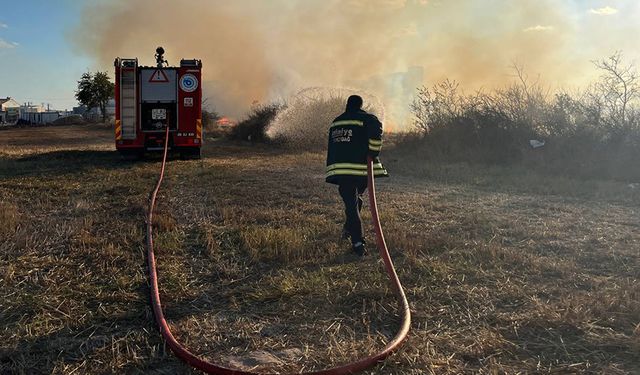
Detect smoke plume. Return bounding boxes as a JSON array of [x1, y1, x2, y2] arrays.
[[72, 0, 640, 129]]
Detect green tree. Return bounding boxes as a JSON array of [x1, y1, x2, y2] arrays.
[[75, 71, 115, 122]]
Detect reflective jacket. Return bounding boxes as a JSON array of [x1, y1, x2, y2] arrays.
[[325, 109, 389, 185]]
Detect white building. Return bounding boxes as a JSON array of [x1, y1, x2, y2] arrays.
[[73, 99, 115, 122], [19, 103, 72, 124], [20, 103, 45, 114], [20, 111, 71, 124], [0, 97, 21, 124]]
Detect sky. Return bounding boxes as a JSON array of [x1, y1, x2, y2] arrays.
[[1, 0, 640, 124], [0, 0, 92, 110]]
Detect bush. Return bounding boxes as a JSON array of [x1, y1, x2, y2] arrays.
[[409, 80, 537, 164], [406, 55, 640, 182], [201, 108, 230, 138], [229, 103, 283, 142], [202, 108, 221, 129]]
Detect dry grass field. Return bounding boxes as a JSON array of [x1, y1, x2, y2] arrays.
[[1, 124, 639, 374]]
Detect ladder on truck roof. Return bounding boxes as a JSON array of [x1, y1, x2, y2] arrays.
[[120, 59, 137, 140]]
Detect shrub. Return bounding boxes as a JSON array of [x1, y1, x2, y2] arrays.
[[409, 81, 536, 164], [202, 108, 221, 129], [406, 55, 640, 181], [229, 103, 283, 142]]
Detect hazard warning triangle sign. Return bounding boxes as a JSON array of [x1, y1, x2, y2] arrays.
[[149, 69, 169, 83]]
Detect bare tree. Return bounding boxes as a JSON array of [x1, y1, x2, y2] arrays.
[[411, 79, 463, 133], [501, 62, 551, 133], [592, 51, 639, 127]]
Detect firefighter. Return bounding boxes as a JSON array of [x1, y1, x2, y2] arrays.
[[325, 95, 388, 256]]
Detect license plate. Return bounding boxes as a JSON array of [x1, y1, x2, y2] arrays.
[[152, 109, 166, 120]]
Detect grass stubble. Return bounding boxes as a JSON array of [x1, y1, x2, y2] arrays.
[[0, 125, 638, 374]]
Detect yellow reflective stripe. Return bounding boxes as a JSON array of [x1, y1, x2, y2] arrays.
[[326, 169, 368, 177], [331, 120, 364, 128], [368, 139, 383, 146], [327, 163, 366, 170], [369, 145, 382, 151], [325, 168, 388, 177], [326, 163, 384, 171]]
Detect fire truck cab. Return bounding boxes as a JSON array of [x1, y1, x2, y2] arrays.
[[114, 47, 203, 159]]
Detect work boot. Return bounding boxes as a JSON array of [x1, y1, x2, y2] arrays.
[[352, 241, 367, 257]]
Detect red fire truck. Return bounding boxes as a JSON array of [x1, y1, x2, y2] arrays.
[[114, 47, 202, 159]]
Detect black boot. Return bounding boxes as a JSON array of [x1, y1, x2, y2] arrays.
[[352, 241, 367, 257]]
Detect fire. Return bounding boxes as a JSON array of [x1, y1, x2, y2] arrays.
[[385, 121, 396, 134], [216, 117, 235, 127]]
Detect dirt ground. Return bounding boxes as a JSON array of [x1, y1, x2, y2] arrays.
[[1, 125, 638, 374]]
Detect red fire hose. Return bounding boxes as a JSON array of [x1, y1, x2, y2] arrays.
[[145, 127, 411, 374]]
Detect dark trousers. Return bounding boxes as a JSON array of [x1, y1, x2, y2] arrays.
[[339, 181, 367, 244]]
